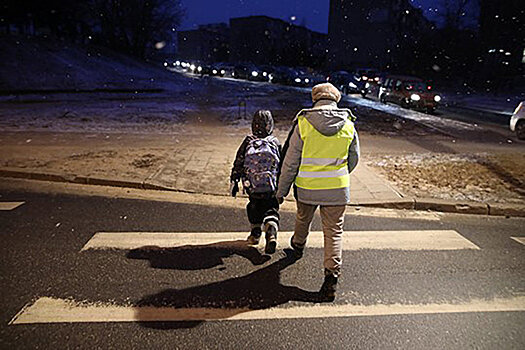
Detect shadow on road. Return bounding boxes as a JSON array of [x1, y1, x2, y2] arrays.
[[133, 249, 321, 329], [126, 239, 271, 270]]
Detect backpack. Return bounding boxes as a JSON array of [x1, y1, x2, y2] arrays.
[[243, 136, 280, 194]]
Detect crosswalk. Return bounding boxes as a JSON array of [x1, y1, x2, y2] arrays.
[[3, 197, 525, 326], [0, 201, 25, 211], [9, 226, 525, 326], [81, 230, 480, 251]]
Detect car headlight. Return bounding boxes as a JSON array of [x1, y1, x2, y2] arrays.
[[212, 69, 217, 74], [163, 62, 168, 67], [263, 72, 268, 77], [197, 66, 202, 72], [232, 72, 235, 77], [221, 70, 225, 75], [434, 95, 441, 102], [252, 71, 259, 77], [349, 82, 357, 88], [365, 82, 370, 88], [295, 78, 301, 83], [410, 94, 421, 101], [305, 78, 310, 83], [190, 64, 196, 70]]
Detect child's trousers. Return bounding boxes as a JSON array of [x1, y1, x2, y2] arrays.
[[247, 194, 280, 234]]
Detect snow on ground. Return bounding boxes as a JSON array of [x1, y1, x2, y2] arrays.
[[442, 91, 524, 116], [344, 95, 480, 132], [367, 152, 525, 204]]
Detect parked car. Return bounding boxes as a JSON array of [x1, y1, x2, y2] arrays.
[[327, 71, 369, 97], [510, 101, 525, 139], [379, 75, 441, 113]]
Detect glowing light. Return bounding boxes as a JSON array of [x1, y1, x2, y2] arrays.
[[434, 95, 441, 102], [252, 71, 259, 77], [295, 78, 301, 83], [410, 94, 421, 101]]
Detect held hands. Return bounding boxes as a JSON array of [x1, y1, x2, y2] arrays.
[[230, 180, 239, 197]]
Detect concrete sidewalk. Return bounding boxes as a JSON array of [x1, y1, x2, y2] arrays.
[[1, 130, 524, 217]]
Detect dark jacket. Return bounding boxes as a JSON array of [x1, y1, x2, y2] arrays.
[[231, 111, 282, 183]]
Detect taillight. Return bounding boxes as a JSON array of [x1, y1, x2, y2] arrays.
[[427, 86, 432, 90]]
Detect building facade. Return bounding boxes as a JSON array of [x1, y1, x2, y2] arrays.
[[327, 0, 432, 70], [177, 23, 229, 62], [480, 0, 525, 74], [229, 16, 327, 67]]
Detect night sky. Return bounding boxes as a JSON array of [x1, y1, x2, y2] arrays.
[[179, 0, 473, 33]]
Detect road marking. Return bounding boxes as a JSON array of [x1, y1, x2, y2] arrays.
[[510, 237, 525, 246], [81, 230, 479, 251], [10, 296, 525, 325], [0, 202, 25, 211]]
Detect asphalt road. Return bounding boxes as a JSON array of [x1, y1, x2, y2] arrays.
[[0, 187, 524, 349]]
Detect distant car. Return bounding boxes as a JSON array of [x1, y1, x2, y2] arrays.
[[379, 75, 441, 114], [510, 101, 525, 139], [327, 71, 369, 97], [270, 67, 299, 85]]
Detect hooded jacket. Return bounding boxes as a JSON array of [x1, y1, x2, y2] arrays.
[[276, 100, 359, 205], [230, 111, 281, 184]]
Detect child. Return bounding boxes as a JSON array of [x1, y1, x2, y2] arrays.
[[230, 110, 281, 254]]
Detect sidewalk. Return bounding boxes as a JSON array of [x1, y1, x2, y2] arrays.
[[1, 128, 524, 217]]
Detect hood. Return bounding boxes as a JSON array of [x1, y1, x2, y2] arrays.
[[252, 110, 274, 137], [304, 109, 349, 136]]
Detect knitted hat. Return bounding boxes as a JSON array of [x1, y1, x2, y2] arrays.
[[311, 83, 341, 103]]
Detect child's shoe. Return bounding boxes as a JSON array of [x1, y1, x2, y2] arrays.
[[264, 225, 277, 254]]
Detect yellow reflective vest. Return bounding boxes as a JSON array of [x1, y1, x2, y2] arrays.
[[295, 113, 355, 190]]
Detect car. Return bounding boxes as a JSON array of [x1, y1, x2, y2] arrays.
[[231, 63, 263, 81], [510, 101, 525, 139], [327, 71, 369, 97], [270, 66, 299, 85], [379, 75, 441, 113]]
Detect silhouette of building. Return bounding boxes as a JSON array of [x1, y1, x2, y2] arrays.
[[177, 23, 229, 62], [327, 0, 432, 70], [229, 16, 327, 67], [480, 0, 525, 74]]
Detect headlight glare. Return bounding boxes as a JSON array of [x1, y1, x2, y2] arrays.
[[410, 94, 421, 101]]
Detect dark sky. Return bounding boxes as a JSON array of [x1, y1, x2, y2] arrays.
[[179, 0, 463, 33]]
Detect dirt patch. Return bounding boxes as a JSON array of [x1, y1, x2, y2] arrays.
[[368, 153, 525, 204], [131, 154, 162, 169]]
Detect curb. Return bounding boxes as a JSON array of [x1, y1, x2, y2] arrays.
[[1, 168, 525, 218]]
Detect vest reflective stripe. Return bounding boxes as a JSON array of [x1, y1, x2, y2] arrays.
[[295, 115, 355, 190], [301, 157, 348, 166], [298, 168, 349, 178]]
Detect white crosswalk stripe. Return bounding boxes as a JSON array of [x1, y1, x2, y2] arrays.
[[510, 237, 525, 246], [81, 230, 480, 251], [10, 296, 525, 325], [0, 201, 25, 211]]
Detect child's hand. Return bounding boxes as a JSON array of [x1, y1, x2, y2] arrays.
[[230, 181, 239, 197]]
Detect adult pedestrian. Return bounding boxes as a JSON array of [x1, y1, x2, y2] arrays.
[[276, 82, 359, 301]]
